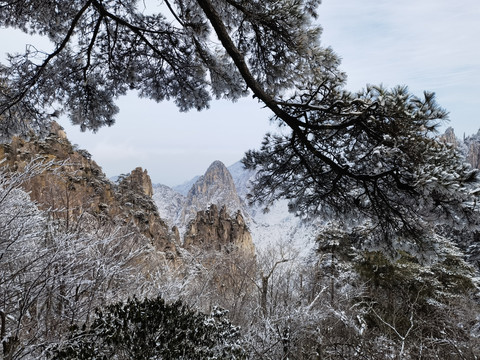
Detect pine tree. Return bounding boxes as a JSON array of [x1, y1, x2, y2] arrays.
[[244, 85, 480, 247], [1, 0, 478, 246], [50, 296, 246, 359]]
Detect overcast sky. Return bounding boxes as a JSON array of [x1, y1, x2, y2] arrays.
[[2, 0, 479, 186]]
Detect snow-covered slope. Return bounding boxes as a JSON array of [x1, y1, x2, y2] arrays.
[[173, 175, 200, 196], [227, 161, 255, 199], [152, 183, 185, 227]]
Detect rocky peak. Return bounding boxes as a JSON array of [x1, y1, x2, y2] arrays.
[[120, 167, 153, 198], [439, 127, 458, 147], [183, 204, 254, 254], [439, 127, 480, 170], [464, 130, 480, 169], [180, 160, 246, 225], [187, 160, 236, 199]]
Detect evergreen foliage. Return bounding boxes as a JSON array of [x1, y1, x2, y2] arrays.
[[0, 1, 478, 245], [0, 160, 158, 359], [0, 0, 326, 135], [244, 85, 480, 247], [313, 223, 480, 359], [50, 296, 245, 360], [1, 2, 480, 358]]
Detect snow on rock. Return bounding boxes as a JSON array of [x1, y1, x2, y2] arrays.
[[152, 183, 186, 227]]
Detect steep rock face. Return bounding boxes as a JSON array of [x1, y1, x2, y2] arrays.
[[0, 122, 177, 258], [181, 161, 245, 223], [439, 127, 458, 147], [152, 160, 254, 254], [0, 124, 115, 218], [466, 135, 480, 169], [122, 167, 154, 197], [184, 204, 254, 254], [117, 168, 178, 256]]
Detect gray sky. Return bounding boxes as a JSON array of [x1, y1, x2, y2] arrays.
[[2, 0, 480, 186]]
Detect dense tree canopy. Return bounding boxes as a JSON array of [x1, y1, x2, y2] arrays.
[[0, 0, 478, 241], [244, 85, 479, 247], [50, 297, 245, 359], [0, 0, 325, 133]]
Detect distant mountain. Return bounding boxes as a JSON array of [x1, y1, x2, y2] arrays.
[[153, 160, 319, 253], [153, 124, 480, 253], [153, 160, 247, 233], [181, 160, 247, 224], [153, 160, 255, 251]]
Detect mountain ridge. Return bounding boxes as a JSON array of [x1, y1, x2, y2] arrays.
[[152, 126, 480, 253]]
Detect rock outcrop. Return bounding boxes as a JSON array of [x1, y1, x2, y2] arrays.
[[122, 167, 154, 197], [0, 122, 178, 259], [466, 136, 480, 169], [184, 204, 254, 254], [152, 160, 256, 254], [117, 168, 178, 256], [439, 127, 458, 148]]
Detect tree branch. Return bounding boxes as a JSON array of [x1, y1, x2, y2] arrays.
[[1, 1, 92, 116]]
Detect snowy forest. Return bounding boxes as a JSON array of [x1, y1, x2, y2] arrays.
[[1, 0, 480, 359]]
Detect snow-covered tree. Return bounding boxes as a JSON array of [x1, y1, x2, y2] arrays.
[[1, 1, 477, 244], [244, 85, 480, 248], [0, 0, 327, 135], [313, 223, 480, 359], [239, 223, 480, 359], [50, 296, 246, 360], [0, 161, 155, 359]]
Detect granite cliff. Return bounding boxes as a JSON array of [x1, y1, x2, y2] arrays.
[[184, 204, 254, 254], [0, 122, 255, 259], [152, 160, 255, 254], [0, 122, 177, 259], [180, 160, 247, 226], [465, 134, 480, 169]]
